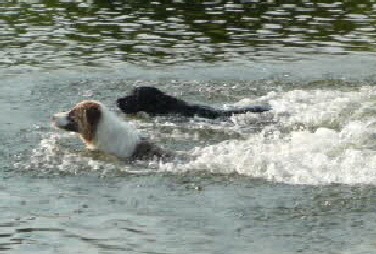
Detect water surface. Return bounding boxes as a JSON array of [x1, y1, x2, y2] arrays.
[[2, 1, 376, 253]]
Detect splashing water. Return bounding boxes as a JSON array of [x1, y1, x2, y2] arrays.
[[18, 86, 376, 185], [15, 132, 127, 176], [162, 87, 376, 185]]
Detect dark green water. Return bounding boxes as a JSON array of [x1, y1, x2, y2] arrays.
[[2, 1, 376, 253], [2, 0, 376, 71]]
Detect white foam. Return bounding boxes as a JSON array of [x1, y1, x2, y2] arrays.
[[163, 124, 376, 185], [161, 87, 376, 185]]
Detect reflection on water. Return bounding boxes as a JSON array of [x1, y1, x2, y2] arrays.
[[1, 0, 376, 68]]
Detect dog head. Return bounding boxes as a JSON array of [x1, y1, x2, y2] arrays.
[[116, 86, 182, 115], [53, 100, 102, 144]]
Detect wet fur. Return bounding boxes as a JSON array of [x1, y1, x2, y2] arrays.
[[73, 101, 101, 144], [53, 100, 171, 160], [116, 86, 271, 119]]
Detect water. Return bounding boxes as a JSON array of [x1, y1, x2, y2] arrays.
[[3, 0, 376, 253], [2, 0, 376, 71]]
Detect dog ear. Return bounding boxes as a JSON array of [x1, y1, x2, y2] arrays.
[[76, 105, 101, 143], [85, 106, 101, 126]]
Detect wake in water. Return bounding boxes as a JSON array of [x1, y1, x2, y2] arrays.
[[163, 87, 376, 185], [17, 86, 376, 185]]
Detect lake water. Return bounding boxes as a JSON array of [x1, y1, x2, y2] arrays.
[[2, 0, 376, 253]]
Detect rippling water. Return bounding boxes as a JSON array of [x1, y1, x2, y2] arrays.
[[3, 0, 376, 253], [2, 0, 376, 71]]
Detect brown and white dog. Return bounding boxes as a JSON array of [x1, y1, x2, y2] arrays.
[[52, 100, 171, 160]]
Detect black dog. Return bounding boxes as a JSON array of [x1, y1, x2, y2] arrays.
[[116, 87, 271, 120]]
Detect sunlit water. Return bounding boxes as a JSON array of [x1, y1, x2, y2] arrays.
[[3, 0, 376, 253]]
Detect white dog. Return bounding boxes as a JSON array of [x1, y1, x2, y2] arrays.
[[53, 100, 171, 160]]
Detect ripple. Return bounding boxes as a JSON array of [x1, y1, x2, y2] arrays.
[[1, 0, 376, 68]]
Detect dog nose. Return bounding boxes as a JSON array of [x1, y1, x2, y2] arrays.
[[52, 113, 63, 123], [52, 113, 60, 121]]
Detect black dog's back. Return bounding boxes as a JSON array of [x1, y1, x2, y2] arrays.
[[117, 86, 271, 119]]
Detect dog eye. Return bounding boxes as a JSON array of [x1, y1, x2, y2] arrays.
[[68, 110, 76, 119]]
